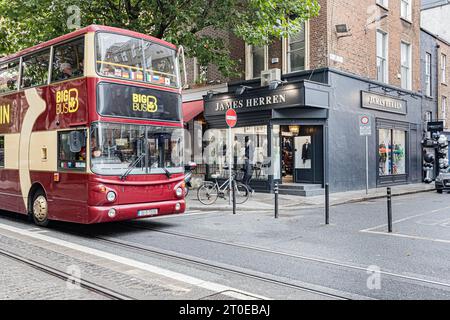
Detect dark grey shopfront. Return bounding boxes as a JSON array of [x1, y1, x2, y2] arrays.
[[202, 68, 424, 194]]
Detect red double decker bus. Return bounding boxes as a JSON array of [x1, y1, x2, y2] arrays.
[[0, 25, 186, 226]]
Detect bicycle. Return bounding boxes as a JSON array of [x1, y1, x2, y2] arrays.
[[197, 172, 251, 205]]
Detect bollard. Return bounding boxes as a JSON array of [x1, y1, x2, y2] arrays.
[[274, 182, 279, 219], [387, 187, 392, 233], [325, 183, 330, 225], [232, 180, 236, 215]]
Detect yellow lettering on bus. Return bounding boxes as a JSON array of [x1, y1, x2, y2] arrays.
[[0, 104, 11, 125], [131, 94, 158, 113], [55, 88, 79, 115]]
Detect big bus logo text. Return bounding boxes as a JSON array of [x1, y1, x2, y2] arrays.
[[132, 93, 158, 113], [56, 89, 79, 115], [0, 104, 10, 125]]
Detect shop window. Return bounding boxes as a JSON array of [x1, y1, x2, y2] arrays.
[[205, 126, 269, 181], [0, 60, 20, 94], [51, 38, 84, 82], [0, 136, 4, 167], [21, 49, 51, 88], [379, 129, 406, 176], [58, 130, 87, 171]]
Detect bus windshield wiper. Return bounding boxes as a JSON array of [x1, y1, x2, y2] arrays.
[[120, 153, 145, 181], [162, 167, 172, 179]]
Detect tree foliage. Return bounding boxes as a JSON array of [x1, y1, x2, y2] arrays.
[[0, 0, 320, 77]]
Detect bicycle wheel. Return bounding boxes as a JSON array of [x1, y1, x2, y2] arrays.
[[197, 183, 219, 205], [228, 182, 250, 204]]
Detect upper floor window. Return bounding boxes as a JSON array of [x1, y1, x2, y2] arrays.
[[51, 38, 85, 83], [0, 60, 20, 94], [376, 30, 388, 83], [442, 54, 447, 84], [376, 0, 388, 8], [287, 27, 306, 73], [400, 0, 412, 21], [245, 44, 268, 79], [21, 49, 51, 89], [401, 42, 412, 90], [425, 52, 432, 97]]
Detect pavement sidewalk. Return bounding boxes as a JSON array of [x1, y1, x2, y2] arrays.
[[186, 182, 437, 212]]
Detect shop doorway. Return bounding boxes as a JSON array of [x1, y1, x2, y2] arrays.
[[280, 125, 323, 184]]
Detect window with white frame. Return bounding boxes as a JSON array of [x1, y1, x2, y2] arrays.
[[425, 111, 432, 123], [400, 0, 412, 21], [287, 26, 306, 73], [376, 30, 388, 83], [442, 54, 447, 84], [401, 42, 412, 90], [245, 44, 268, 79], [425, 52, 432, 97], [443, 96, 448, 127], [376, 0, 388, 8]]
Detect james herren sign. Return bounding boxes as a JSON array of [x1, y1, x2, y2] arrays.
[[204, 87, 301, 117], [361, 91, 407, 115], [214, 93, 287, 112]]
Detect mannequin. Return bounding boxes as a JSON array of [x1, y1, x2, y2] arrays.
[[301, 138, 311, 164]]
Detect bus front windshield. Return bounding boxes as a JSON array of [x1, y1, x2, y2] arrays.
[[90, 122, 184, 176]]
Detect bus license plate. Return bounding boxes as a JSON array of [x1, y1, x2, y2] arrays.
[[137, 209, 158, 217]]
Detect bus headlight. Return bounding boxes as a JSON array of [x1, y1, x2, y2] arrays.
[[106, 191, 117, 202], [175, 202, 181, 211], [108, 208, 117, 218], [176, 187, 183, 198]]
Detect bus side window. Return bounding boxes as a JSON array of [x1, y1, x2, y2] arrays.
[[21, 49, 51, 89], [0, 60, 19, 94], [58, 130, 87, 171], [51, 38, 85, 83], [0, 136, 4, 168]]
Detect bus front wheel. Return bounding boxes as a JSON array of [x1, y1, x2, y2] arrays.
[[32, 190, 49, 227]]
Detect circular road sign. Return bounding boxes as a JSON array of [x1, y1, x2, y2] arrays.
[[226, 109, 237, 128], [360, 116, 370, 125]]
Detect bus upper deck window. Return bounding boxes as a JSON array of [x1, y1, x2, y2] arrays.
[[0, 61, 20, 94], [21, 50, 50, 89], [51, 38, 85, 83]]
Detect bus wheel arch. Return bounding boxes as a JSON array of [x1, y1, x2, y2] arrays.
[[28, 184, 50, 227]]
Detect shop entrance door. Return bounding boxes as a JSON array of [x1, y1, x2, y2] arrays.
[[280, 125, 323, 185]]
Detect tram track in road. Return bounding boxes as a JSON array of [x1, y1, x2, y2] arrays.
[[117, 222, 450, 296], [0, 247, 135, 300], [83, 232, 352, 300]]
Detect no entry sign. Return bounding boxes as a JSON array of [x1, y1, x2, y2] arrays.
[[226, 109, 237, 128]]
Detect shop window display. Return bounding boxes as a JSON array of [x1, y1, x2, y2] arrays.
[[378, 129, 406, 176], [205, 126, 269, 181]]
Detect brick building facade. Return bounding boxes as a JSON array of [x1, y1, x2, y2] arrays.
[[182, 0, 450, 194]]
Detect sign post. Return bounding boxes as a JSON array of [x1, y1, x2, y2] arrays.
[[226, 109, 237, 206], [359, 115, 371, 195]]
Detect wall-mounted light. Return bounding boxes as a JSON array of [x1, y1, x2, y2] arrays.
[[236, 85, 253, 95], [269, 80, 287, 90]]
